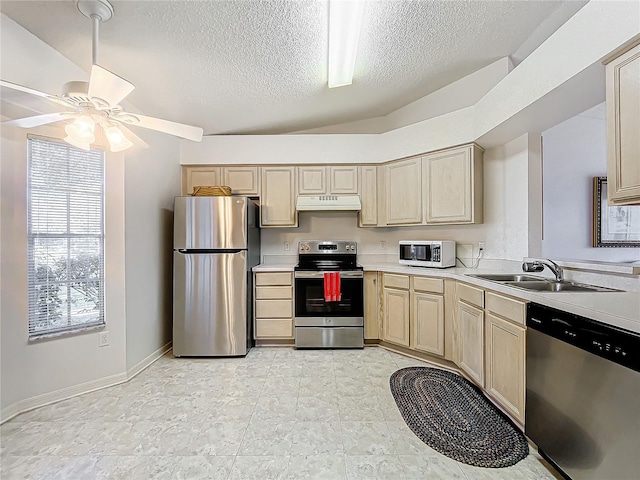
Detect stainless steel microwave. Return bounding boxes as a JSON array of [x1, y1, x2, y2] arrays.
[[399, 240, 456, 268]]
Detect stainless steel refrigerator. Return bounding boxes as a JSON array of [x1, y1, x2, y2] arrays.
[[173, 196, 260, 356]]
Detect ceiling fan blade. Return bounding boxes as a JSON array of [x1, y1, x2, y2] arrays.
[[117, 124, 149, 150], [88, 65, 135, 107], [1, 79, 73, 108], [128, 114, 204, 142], [2, 113, 68, 128]]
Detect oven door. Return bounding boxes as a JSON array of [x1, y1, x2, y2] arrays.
[[294, 271, 364, 320]]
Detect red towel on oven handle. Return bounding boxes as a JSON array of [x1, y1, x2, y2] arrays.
[[324, 272, 331, 302], [336, 272, 341, 302]]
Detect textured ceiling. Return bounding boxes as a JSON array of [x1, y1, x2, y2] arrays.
[[1, 0, 586, 135]]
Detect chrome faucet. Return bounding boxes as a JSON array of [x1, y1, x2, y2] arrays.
[[522, 259, 564, 282]]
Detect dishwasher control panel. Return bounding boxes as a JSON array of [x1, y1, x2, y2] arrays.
[[527, 303, 639, 372]]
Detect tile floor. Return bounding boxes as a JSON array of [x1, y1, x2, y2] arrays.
[[1, 347, 562, 479]]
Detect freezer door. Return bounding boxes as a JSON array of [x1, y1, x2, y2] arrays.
[[173, 251, 248, 356], [174, 196, 248, 250]]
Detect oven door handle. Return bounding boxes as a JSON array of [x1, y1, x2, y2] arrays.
[[294, 271, 364, 279]]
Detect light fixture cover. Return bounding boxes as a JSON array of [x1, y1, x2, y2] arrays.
[[328, 0, 365, 88], [104, 124, 134, 152]]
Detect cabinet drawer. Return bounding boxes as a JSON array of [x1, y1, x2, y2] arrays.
[[458, 282, 484, 308], [255, 299, 292, 318], [383, 273, 410, 290], [412, 276, 444, 294], [486, 292, 526, 326], [255, 272, 292, 286], [255, 319, 293, 338], [255, 286, 292, 300]]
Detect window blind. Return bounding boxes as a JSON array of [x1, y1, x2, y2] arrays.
[[27, 137, 105, 340]]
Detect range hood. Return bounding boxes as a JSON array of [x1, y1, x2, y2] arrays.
[[296, 195, 362, 211]]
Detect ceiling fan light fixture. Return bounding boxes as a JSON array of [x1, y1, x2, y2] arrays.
[[64, 115, 96, 145], [328, 0, 366, 88], [104, 124, 133, 152], [64, 135, 92, 151]]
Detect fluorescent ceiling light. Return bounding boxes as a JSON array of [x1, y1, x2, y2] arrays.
[[328, 0, 365, 88]]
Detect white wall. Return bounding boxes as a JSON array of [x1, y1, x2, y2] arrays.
[[0, 13, 179, 419], [124, 132, 180, 371], [542, 103, 639, 262], [1, 125, 127, 419], [262, 134, 540, 263]]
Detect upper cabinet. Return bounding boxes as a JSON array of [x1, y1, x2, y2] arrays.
[[359, 166, 378, 227], [223, 167, 260, 196], [298, 167, 327, 195], [605, 42, 640, 205], [181, 142, 483, 228], [329, 166, 359, 194], [182, 166, 259, 196], [297, 166, 359, 195], [260, 167, 298, 227], [182, 166, 221, 195], [383, 158, 423, 225], [423, 144, 483, 224]]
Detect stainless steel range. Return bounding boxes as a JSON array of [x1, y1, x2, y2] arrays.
[[294, 241, 364, 348]]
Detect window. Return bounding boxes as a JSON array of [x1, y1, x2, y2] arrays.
[[27, 137, 105, 340]]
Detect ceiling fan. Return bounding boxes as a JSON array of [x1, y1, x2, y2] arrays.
[[1, 0, 203, 152]]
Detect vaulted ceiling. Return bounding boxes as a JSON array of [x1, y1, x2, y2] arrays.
[[1, 0, 587, 135]]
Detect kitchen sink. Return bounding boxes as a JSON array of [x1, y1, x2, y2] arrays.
[[466, 275, 621, 293], [469, 274, 544, 282], [508, 281, 618, 292]]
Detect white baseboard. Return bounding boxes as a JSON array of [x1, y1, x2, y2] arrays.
[[1, 341, 172, 424], [126, 341, 172, 379]]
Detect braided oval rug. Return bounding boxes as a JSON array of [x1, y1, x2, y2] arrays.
[[389, 366, 529, 468]]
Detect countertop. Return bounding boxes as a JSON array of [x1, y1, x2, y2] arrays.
[[253, 262, 640, 334]]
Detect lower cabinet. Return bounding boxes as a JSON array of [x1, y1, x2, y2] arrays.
[[381, 273, 445, 355], [412, 292, 444, 356], [254, 272, 293, 339], [364, 272, 379, 340], [485, 313, 526, 424], [458, 301, 485, 386], [383, 286, 410, 347]]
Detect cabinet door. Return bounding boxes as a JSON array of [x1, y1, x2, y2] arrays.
[[359, 166, 378, 226], [260, 167, 298, 227], [606, 42, 640, 205], [329, 166, 359, 194], [364, 272, 379, 340], [385, 158, 422, 225], [423, 145, 483, 224], [383, 287, 410, 347], [182, 166, 222, 195], [485, 313, 526, 424], [411, 291, 444, 356], [222, 167, 260, 195], [298, 167, 327, 195], [458, 301, 485, 386]]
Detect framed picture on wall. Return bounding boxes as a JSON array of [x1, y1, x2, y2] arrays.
[[593, 176, 640, 247]]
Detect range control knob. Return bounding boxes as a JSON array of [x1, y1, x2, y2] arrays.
[[345, 245, 351, 251]]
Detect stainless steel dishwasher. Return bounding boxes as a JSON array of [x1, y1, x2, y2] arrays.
[[526, 303, 640, 480]]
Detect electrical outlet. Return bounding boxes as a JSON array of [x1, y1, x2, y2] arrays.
[[284, 241, 290, 251], [380, 241, 386, 250], [98, 331, 109, 347], [478, 241, 485, 253]]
